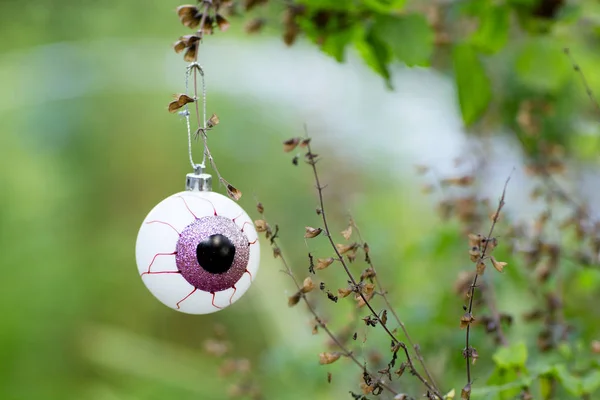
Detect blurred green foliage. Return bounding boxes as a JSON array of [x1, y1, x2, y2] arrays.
[[1, 0, 600, 400]]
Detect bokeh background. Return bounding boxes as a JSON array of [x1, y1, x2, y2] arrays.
[[2, 1, 600, 399]]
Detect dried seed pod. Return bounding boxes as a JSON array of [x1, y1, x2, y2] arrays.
[[341, 226, 353, 240], [288, 291, 302, 307], [168, 94, 195, 113], [476, 261, 486, 275], [491, 257, 507, 273], [301, 277, 315, 293], [283, 137, 300, 152], [460, 312, 474, 329], [256, 202, 264, 214], [206, 113, 220, 128], [316, 257, 334, 270], [338, 287, 352, 298], [304, 226, 322, 238], [336, 243, 357, 254], [225, 183, 242, 200], [245, 18, 266, 34], [254, 219, 268, 233], [177, 5, 201, 29], [318, 352, 341, 365], [216, 14, 230, 31]]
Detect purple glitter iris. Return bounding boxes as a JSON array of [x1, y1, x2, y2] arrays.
[[176, 215, 250, 292]]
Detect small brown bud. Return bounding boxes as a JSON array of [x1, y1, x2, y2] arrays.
[[318, 352, 341, 365], [381, 310, 388, 325], [304, 226, 323, 238], [327, 372, 332, 383], [256, 202, 264, 214]]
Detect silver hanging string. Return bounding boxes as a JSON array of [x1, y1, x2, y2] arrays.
[[183, 62, 208, 170]]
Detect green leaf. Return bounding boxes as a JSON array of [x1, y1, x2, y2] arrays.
[[320, 28, 356, 62], [515, 38, 571, 92], [372, 13, 434, 66], [452, 43, 492, 126], [582, 370, 600, 395], [356, 28, 393, 89], [470, 4, 510, 54], [362, 0, 406, 13], [492, 342, 528, 369], [553, 364, 582, 395]]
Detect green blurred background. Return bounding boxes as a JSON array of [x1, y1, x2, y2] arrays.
[[1, 1, 600, 399]]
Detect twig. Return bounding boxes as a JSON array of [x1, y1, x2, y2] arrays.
[[564, 47, 600, 116], [465, 174, 511, 386], [262, 213, 399, 396], [304, 141, 443, 399], [350, 219, 440, 391]]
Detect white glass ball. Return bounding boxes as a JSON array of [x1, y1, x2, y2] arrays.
[[135, 190, 260, 314]]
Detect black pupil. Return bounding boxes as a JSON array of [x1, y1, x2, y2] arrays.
[[196, 234, 236, 274]]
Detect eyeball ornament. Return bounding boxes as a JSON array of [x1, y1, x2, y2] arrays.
[[135, 168, 260, 314]]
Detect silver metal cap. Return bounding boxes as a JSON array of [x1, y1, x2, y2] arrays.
[[185, 164, 212, 192]]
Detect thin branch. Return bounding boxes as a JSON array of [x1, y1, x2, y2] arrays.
[[564, 47, 600, 116], [350, 219, 439, 390], [465, 174, 511, 386], [304, 141, 443, 400], [261, 213, 399, 396]]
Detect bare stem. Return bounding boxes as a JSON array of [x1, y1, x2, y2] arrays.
[[262, 214, 399, 396], [188, 1, 237, 195], [304, 141, 443, 399], [465, 175, 511, 386], [351, 219, 439, 390]]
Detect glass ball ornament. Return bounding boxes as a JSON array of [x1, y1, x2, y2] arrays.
[[135, 168, 260, 314]]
